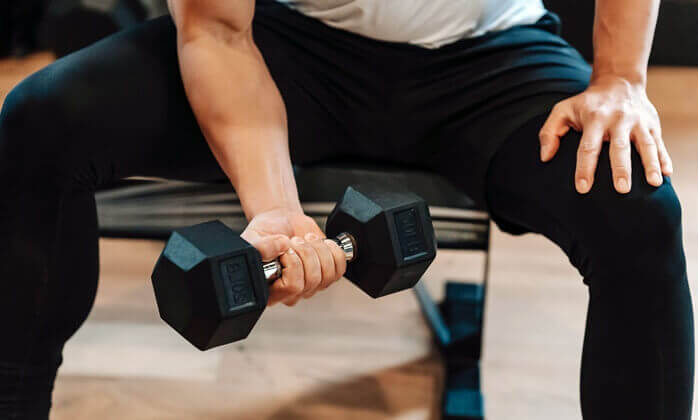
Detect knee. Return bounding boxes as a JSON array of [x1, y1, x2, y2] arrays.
[[2, 70, 64, 138], [549, 128, 683, 249], [1, 71, 81, 188], [576, 178, 684, 284], [581, 175, 682, 248]]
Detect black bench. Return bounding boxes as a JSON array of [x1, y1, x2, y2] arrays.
[[97, 163, 491, 420]]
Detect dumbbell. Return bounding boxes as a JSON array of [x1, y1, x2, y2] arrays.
[[151, 185, 437, 350]]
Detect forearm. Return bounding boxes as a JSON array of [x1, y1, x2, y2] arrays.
[[173, 8, 301, 219], [592, 0, 660, 87]]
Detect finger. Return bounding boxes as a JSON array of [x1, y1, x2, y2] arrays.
[[268, 249, 303, 306], [301, 234, 336, 298], [283, 295, 302, 307], [248, 234, 291, 262], [633, 127, 663, 187], [651, 127, 673, 176], [609, 126, 633, 194], [574, 123, 604, 194], [322, 239, 347, 290], [539, 103, 573, 162], [289, 236, 322, 299]]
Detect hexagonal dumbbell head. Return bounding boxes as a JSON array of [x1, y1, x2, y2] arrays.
[[325, 185, 437, 298], [151, 221, 269, 350]]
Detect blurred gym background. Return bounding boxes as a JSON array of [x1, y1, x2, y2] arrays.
[[2, 0, 698, 63], [0, 1, 697, 419]]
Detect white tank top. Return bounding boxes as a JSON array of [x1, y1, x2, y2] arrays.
[[274, 0, 547, 49]]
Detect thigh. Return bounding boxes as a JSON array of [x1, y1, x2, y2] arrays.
[[489, 116, 692, 420], [414, 22, 591, 207], [5, 6, 358, 189], [484, 113, 682, 275], [2, 16, 221, 186]]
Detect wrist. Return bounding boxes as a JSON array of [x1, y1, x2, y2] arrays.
[[217, 130, 302, 220], [242, 197, 303, 221], [235, 168, 303, 220], [591, 65, 647, 89]]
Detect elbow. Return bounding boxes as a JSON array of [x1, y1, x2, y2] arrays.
[[171, 1, 254, 46]]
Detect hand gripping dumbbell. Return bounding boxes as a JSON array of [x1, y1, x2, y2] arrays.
[[151, 185, 437, 350]]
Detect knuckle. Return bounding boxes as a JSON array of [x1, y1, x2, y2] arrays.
[[579, 140, 598, 153], [610, 164, 630, 175], [318, 256, 332, 275], [611, 137, 630, 150], [265, 240, 280, 253], [295, 242, 312, 257], [327, 240, 342, 254], [575, 167, 593, 178], [306, 263, 322, 284], [617, 103, 635, 117], [587, 109, 607, 120], [332, 252, 346, 274], [609, 109, 626, 121], [338, 247, 347, 263], [321, 257, 336, 277], [575, 163, 592, 175], [286, 254, 302, 270], [288, 280, 304, 295], [319, 275, 334, 290], [637, 134, 656, 147], [305, 274, 321, 292], [332, 253, 346, 271]]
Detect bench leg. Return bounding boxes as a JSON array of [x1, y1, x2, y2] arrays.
[[414, 250, 489, 419]]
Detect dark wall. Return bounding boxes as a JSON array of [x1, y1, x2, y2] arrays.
[[0, 0, 47, 57], [545, 0, 698, 66]]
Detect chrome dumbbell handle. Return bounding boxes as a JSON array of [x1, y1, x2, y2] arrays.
[[263, 232, 356, 283]]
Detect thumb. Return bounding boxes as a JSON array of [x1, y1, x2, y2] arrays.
[[248, 234, 291, 261], [296, 215, 326, 239], [539, 102, 573, 162]]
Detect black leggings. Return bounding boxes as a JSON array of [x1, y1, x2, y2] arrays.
[[0, 6, 693, 420]]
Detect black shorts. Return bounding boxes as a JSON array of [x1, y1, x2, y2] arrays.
[[255, 0, 591, 206]]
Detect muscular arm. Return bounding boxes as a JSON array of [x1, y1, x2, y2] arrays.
[[168, 0, 301, 219], [540, 0, 671, 194], [592, 0, 659, 86], [167, 1, 345, 306]]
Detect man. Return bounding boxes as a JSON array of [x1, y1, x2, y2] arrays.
[[0, 0, 692, 418]]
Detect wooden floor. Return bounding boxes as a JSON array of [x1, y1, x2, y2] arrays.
[[1, 54, 697, 419]]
